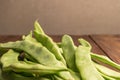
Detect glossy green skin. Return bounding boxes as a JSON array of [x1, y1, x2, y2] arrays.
[[75, 46, 105, 80]]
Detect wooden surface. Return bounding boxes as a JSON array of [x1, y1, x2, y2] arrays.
[[0, 35, 120, 64]]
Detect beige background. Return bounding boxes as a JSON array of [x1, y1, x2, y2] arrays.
[[0, 0, 120, 35]]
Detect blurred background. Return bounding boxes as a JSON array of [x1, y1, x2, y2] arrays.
[[0, 0, 120, 35]]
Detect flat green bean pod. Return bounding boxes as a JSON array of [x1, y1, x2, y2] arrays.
[[94, 62, 120, 79], [9, 61, 67, 76], [75, 46, 104, 80], [91, 53, 120, 70], [34, 21, 66, 65], [0, 49, 19, 71], [61, 35, 78, 72]]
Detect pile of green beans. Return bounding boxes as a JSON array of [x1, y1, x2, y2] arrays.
[[0, 21, 120, 80]]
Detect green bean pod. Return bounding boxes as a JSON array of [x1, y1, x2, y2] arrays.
[[94, 62, 120, 79], [99, 72, 116, 80], [75, 46, 105, 80], [78, 38, 92, 50], [34, 21, 66, 65], [91, 53, 120, 70], [0, 49, 19, 70], [56, 71, 75, 80], [61, 35, 78, 72], [78, 38, 120, 75], [9, 61, 67, 76], [68, 69, 81, 80], [53, 75, 63, 80]]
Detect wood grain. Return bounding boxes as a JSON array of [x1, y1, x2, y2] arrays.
[[91, 35, 120, 64]]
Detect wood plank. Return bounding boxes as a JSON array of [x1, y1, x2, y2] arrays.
[[91, 35, 120, 64], [0, 35, 21, 42]]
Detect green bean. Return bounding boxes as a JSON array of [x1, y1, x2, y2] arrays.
[[24, 53, 37, 63], [34, 20, 45, 34], [94, 62, 120, 79], [22, 32, 43, 62], [75, 46, 104, 80], [23, 31, 43, 47], [53, 75, 63, 80], [99, 72, 116, 80], [0, 41, 65, 69], [61, 35, 78, 72], [78, 38, 92, 50], [91, 53, 120, 70], [2, 71, 51, 80], [68, 69, 81, 80], [56, 42, 62, 48], [39, 77, 51, 80], [78, 38, 120, 72], [2, 71, 35, 80], [34, 21, 66, 65], [9, 61, 67, 76], [56, 71, 75, 80], [78, 38, 116, 80], [0, 49, 19, 71]]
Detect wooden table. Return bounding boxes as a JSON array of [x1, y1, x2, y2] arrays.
[[0, 35, 120, 64]]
